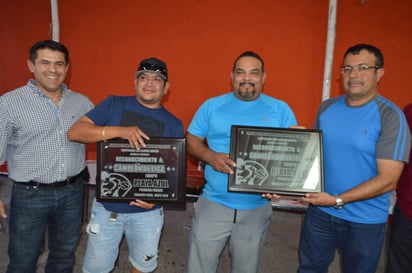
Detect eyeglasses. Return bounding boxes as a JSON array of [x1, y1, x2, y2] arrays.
[[340, 64, 382, 74]]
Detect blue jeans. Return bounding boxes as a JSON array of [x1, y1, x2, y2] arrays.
[[298, 206, 386, 273], [83, 199, 164, 273], [7, 179, 84, 273]]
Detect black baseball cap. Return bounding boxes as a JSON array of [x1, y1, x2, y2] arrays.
[[135, 57, 168, 80]]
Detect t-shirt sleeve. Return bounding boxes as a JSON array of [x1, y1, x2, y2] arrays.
[[86, 96, 116, 126], [187, 100, 211, 138], [377, 104, 411, 162]]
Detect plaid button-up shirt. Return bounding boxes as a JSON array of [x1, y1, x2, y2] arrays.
[[0, 80, 94, 184]]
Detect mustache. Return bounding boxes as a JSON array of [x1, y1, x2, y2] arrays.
[[348, 80, 363, 85], [239, 82, 255, 87]]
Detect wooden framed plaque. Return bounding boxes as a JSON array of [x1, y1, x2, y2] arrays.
[[96, 138, 186, 205], [228, 126, 323, 196]]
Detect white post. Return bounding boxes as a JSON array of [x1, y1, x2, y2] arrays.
[[51, 0, 60, 42], [321, 0, 338, 101]]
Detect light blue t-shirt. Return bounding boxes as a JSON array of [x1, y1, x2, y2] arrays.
[[188, 92, 297, 210]]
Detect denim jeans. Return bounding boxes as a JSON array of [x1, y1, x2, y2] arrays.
[[7, 178, 84, 273], [298, 206, 386, 273], [83, 199, 164, 273]]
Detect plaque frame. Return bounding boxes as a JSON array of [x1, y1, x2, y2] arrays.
[[271, 196, 309, 212], [228, 126, 323, 196], [96, 138, 186, 206]]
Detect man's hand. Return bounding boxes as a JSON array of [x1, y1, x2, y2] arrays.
[[0, 199, 7, 232], [186, 133, 235, 174], [129, 199, 155, 210], [119, 126, 150, 150], [262, 193, 281, 200], [209, 153, 236, 174], [290, 125, 307, 129], [0, 199, 7, 218], [301, 192, 336, 206]]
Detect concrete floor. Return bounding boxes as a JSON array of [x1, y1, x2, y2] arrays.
[[0, 177, 387, 273]]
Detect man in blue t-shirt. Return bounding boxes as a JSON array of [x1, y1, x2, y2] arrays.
[[298, 44, 411, 273], [68, 57, 184, 273], [186, 51, 297, 273]]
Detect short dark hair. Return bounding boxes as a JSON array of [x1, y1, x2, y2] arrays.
[[29, 40, 69, 64], [343, 44, 384, 67], [233, 51, 265, 73]]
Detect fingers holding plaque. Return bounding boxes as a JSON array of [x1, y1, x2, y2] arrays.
[[96, 138, 186, 206], [228, 126, 323, 196]]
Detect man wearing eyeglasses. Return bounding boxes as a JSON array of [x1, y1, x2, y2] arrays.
[[297, 44, 411, 273], [68, 57, 184, 273]]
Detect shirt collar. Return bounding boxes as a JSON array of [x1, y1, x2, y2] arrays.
[[28, 79, 69, 98]]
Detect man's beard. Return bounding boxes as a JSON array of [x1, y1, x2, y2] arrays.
[[236, 82, 256, 100]]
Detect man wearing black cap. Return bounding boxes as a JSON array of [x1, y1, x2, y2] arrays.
[[68, 57, 184, 273]]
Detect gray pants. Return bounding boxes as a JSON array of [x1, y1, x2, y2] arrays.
[[187, 196, 272, 273]]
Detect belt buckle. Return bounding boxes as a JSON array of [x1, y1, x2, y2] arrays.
[[62, 176, 74, 186]]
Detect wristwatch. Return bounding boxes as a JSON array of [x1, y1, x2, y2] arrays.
[[334, 195, 344, 209]]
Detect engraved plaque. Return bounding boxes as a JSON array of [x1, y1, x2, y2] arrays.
[[96, 138, 186, 205], [228, 126, 323, 196]]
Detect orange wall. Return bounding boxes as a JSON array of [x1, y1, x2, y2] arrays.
[[1, 0, 412, 164]]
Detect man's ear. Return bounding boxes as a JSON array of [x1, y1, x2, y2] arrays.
[[377, 67, 385, 83], [164, 81, 170, 95], [27, 60, 34, 73], [262, 72, 267, 85]]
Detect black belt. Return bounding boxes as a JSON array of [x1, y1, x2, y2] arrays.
[[17, 167, 88, 188]]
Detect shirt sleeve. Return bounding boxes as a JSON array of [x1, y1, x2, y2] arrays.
[[376, 102, 411, 162], [0, 97, 10, 164], [187, 99, 211, 138], [86, 95, 116, 126]]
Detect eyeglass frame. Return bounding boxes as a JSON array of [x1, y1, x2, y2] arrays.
[[340, 64, 382, 75]]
